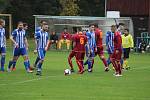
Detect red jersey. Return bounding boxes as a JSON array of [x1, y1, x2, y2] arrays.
[[95, 28, 103, 48], [114, 31, 122, 50], [72, 34, 87, 52], [60, 32, 70, 40]]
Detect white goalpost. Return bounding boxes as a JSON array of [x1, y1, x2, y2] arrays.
[[33, 15, 134, 45]]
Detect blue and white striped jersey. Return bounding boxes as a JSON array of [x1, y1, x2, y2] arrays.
[[12, 29, 26, 48], [0, 28, 6, 47], [35, 30, 49, 49], [86, 31, 96, 49], [106, 31, 114, 53]]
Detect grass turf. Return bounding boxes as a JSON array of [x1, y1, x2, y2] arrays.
[[0, 42, 150, 100]]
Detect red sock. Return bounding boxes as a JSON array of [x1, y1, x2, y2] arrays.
[[68, 57, 73, 69], [76, 60, 83, 72], [111, 59, 118, 73], [117, 61, 122, 75], [102, 58, 108, 68]]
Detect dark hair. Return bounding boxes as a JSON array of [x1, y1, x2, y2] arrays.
[[40, 20, 47, 24], [23, 23, 28, 27], [17, 21, 23, 25], [111, 25, 117, 27], [94, 24, 98, 28], [119, 23, 125, 26], [124, 28, 129, 32], [89, 23, 95, 27]]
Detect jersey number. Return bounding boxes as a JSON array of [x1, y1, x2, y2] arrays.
[[80, 37, 84, 44]]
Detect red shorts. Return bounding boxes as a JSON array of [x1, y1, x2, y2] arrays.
[[68, 50, 76, 58], [75, 52, 85, 61], [111, 49, 122, 61], [95, 47, 104, 56]]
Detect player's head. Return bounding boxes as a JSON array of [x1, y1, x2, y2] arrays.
[[89, 24, 95, 32], [23, 23, 28, 30], [17, 21, 24, 30], [118, 23, 125, 32], [40, 20, 47, 26], [111, 25, 117, 33], [0, 19, 5, 27], [124, 28, 129, 35], [42, 23, 49, 32]]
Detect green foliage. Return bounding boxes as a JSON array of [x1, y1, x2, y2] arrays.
[[59, 0, 80, 16]]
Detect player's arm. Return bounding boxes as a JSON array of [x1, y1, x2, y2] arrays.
[[116, 34, 122, 53], [24, 37, 29, 50], [45, 33, 50, 51], [129, 35, 134, 48], [10, 31, 18, 48]]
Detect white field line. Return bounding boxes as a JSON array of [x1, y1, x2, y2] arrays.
[[0, 66, 149, 86], [0, 75, 61, 86]]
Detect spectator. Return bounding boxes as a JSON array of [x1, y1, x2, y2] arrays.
[[58, 28, 71, 50], [49, 31, 58, 49]]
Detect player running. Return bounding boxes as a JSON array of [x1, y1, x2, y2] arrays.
[[94, 24, 109, 71], [7, 21, 32, 73], [0, 19, 6, 72], [68, 28, 87, 74], [34, 23, 49, 76]]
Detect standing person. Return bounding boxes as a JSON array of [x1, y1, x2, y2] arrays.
[[85, 24, 96, 72], [68, 29, 87, 74], [34, 23, 49, 76], [33, 21, 47, 68], [110, 25, 123, 76], [7, 21, 32, 73], [106, 25, 115, 67], [10, 23, 33, 71], [0, 19, 6, 72], [58, 28, 71, 50], [94, 24, 109, 71], [122, 28, 134, 70]]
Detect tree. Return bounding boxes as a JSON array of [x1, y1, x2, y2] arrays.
[[59, 0, 80, 16]]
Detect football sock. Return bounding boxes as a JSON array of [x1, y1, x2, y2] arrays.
[[1, 55, 5, 70], [12, 61, 16, 68], [8, 60, 14, 69], [24, 61, 29, 70], [68, 57, 73, 69], [34, 57, 40, 66], [101, 58, 108, 67], [107, 58, 111, 66], [37, 62, 43, 71]]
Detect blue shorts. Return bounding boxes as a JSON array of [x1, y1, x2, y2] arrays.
[[85, 46, 95, 58], [0, 47, 6, 54], [107, 48, 114, 54], [38, 48, 46, 60], [13, 48, 27, 56]]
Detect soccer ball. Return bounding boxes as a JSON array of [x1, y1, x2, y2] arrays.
[[64, 69, 71, 75]]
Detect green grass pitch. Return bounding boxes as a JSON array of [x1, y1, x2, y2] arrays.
[[0, 40, 150, 100]]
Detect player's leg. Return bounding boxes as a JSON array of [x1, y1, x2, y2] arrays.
[[11, 56, 19, 71], [7, 48, 19, 72], [36, 49, 45, 75], [66, 39, 70, 50], [97, 47, 109, 71], [21, 48, 32, 73], [58, 39, 63, 49], [75, 52, 84, 74], [115, 50, 122, 76], [123, 48, 130, 70], [0, 47, 6, 71], [68, 51, 76, 72]]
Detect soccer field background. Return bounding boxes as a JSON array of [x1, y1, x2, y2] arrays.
[[0, 40, 150, 100]]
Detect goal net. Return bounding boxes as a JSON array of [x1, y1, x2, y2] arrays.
[[34, 15, 134, 45]]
